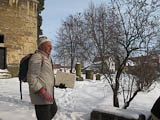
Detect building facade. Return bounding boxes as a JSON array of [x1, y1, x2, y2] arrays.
[[0, 0, 38, 76]]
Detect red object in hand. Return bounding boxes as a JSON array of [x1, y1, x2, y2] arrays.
[[39, 88, 53, 102]]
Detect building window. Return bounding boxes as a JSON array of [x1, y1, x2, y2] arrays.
[[0, 35, 4, 43]]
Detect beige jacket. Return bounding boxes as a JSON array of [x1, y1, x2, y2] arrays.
[[27, 50, 55, 105]]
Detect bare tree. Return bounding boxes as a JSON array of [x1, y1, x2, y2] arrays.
[[53, 27, 67, 65], [54, 13, 86, 72], [83, 3, 123, 69], [54, 0, 160, 109], [83, 3, 125, 107], [121, 55, 158, 109], [81, 0, 160, 108], [107, 0, 160, 108]]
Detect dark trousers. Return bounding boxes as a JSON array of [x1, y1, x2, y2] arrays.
[[35, 102, 57, 120]]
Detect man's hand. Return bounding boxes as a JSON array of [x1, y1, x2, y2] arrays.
[[39, 88, 53, 102]]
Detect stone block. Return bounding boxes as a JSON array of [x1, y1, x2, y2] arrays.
[[90, 106, 145, 120], [86, 70, 94, 80], [55, 72, 76, 88], [75, 63, 81, 77], [96, 74, 101, 80]]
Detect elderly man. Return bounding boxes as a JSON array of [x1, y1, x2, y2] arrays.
[[27, 36, 57, 120]]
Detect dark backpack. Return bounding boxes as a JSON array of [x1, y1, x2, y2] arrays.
[[18, 52, 44, 100]]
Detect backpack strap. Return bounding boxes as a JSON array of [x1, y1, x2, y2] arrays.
[[39, 53, 44, 67], [51, 59, 56, 98], [35, 50, 44, 66], [20, 80, 22, 100], [51, 58, 54, 70]]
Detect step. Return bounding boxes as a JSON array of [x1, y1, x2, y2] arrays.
[[0, 69, 12, 79]]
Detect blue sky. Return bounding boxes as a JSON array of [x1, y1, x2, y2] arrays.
[[41, 0, 110, 43]]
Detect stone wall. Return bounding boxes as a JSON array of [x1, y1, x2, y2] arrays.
[[90, 106, 145, 120], [0, 0, 38, 76]]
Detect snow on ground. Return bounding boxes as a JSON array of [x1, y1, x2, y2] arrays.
[[0, 77, 160, 120]]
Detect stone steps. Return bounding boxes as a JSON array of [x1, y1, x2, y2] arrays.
[[0, 69, 12, 79]]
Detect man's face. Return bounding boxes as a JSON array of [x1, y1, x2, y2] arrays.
[[42, 41, 52, 55]]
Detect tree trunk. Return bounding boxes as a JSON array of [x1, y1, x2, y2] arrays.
[[113, 52, 130, 107], [123, 89, 141, 109], [113, 90, 119, 107], [70, 59, 73, 73]]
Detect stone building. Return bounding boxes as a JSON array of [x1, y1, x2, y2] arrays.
[[0, 0, 38, 77]]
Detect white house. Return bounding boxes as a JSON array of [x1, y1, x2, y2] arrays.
[[85, 56, 116, 73]]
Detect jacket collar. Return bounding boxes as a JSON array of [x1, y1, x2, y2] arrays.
[[36, 49, 50, 58]]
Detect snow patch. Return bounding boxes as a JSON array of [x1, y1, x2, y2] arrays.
[[0, 77, 159, 120]]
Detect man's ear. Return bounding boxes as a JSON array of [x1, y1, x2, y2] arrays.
[[38, 45, 43, 50]]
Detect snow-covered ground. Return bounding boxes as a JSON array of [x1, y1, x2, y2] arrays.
[[0, 77, 160, 120]]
